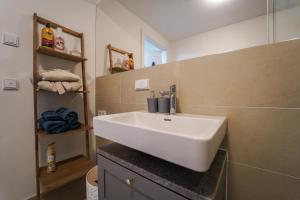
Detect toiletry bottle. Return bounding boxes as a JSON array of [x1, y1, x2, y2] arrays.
[[128, 55, 134, 69], [47, 143, 56, 173], [122, 54, 129, 70], [54, 27, 65, 51], [41, 23, 55, 48]]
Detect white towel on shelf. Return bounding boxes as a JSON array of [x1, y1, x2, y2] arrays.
[[70, 82, 82, 91], [37, 81, 57, 92], [61, 81, 72, 92], [62, 81, 82, 92], [55, 82, 66, 95], [40, 69, 81, 82]]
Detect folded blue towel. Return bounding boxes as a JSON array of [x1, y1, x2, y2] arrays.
[[39, 119, 66, 134], [56, 107, 78, 123], [40, 107, 81, 134], [41, 111, 62, 121], [67, 121, 81, 130]]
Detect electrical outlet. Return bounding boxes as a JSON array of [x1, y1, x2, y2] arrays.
[[98, 110, 107, 116]]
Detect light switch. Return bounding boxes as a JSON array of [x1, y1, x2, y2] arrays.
[[2, 79, 18, 90], [1, 32, 19, 47], [135, 79, 149, 91]]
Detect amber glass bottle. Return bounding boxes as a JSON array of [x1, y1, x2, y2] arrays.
[[41, 23, 54, 48]]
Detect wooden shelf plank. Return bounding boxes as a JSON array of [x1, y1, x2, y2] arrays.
[[37, 125, 92, 139], [36, 16, 82, 38], [40, 155, 95, 193], [36, 46, 87, 62], [111, 67, 130, 73]]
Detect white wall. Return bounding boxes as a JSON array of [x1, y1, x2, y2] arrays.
[[96, 0, 170, 76], [171, 6, 300, 61], [274, 5, 300, 42], [0, 0, 96, 199]]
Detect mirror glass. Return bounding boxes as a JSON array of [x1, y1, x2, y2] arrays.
[[96, 0, 300, 76]]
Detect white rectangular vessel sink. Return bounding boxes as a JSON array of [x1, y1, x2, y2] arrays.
[[93, 111, 227, 172]]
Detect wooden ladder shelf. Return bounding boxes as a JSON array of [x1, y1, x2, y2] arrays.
[[33, 13, 94, 199]]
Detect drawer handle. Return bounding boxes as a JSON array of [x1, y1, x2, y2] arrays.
[[126, 177, 134, 186]]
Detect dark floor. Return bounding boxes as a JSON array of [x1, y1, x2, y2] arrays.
[[30, 177, 86, 200]]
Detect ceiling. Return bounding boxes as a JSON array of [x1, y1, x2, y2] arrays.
[[83, 0, 102, 5], [113, 0, 271, 41]]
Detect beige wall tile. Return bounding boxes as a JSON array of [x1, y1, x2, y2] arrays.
[[180, 105, 300, 178], [121, 63, 179, 104], [228, 162, 300, 200], [95, 101, 121, 115], [120, 103, 147, 113], [96, 74, 121, 104], [178, 40, 300, 108]]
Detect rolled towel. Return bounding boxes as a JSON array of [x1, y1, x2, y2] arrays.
[[62, 81, 82, 92], [56, 107, 78, 122], [39, 119, 66, 134], [41, 111, 62, 121], [66, 121, 81, 131], [55, 82, 66, 95], [40, 69, 81, 82], [62, 81, 72, 92], [37, 81, 57, 92], [70, 81, 82, 91]]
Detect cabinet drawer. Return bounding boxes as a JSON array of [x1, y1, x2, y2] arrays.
[[98, 154, 188, 200]]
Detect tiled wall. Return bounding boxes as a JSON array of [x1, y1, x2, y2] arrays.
[[96, 39, 300, 200]]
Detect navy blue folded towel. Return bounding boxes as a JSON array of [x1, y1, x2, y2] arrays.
[[67, 121, 81, 130], [56, 107, 78, 123], [41, 111, 62, 121], [39, 118, 66, 134], [39, 107, 81, 134]]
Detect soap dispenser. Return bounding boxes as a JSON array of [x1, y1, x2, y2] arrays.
[[147, 90, 158, 113]]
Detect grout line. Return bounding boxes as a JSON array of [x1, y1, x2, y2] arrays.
[[180, 104, 300, 110], [229, 161, 300, 180]]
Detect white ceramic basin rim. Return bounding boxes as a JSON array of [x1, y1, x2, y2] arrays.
[[93, 111, 227, 172]]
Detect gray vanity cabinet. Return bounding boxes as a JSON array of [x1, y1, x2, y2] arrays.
[[98, 155, 189, 200]]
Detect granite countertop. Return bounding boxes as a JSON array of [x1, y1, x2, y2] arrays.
[[97, 143, 227, 200]]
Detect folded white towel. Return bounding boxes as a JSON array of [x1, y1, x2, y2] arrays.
[[70, 82, 82, 91], [37, 81, 57, 92], [40, 69, 81, 82], [62, 82, 72, 92], [55, 82, 66, 95], [62, 81, 82, 92]]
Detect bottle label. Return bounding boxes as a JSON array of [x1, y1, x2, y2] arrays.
[[47, 155, 55, 162], [55, 37, 65, 50], [42, 38, 54, 47]]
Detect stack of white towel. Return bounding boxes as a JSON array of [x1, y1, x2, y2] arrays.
[[37, 69, 83, 95]]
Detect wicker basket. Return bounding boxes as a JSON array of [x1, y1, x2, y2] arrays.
[[86, 166, 98, 200]]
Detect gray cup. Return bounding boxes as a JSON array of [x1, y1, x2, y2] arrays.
[[158, 97, 170, 113], [147, 98, 158, 113]]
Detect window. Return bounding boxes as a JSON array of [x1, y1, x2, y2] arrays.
[[144, 37, 167, 67]]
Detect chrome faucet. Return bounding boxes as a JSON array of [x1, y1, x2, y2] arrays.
[[159, 84, 177, 115], [169, 85, 176, 115]]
